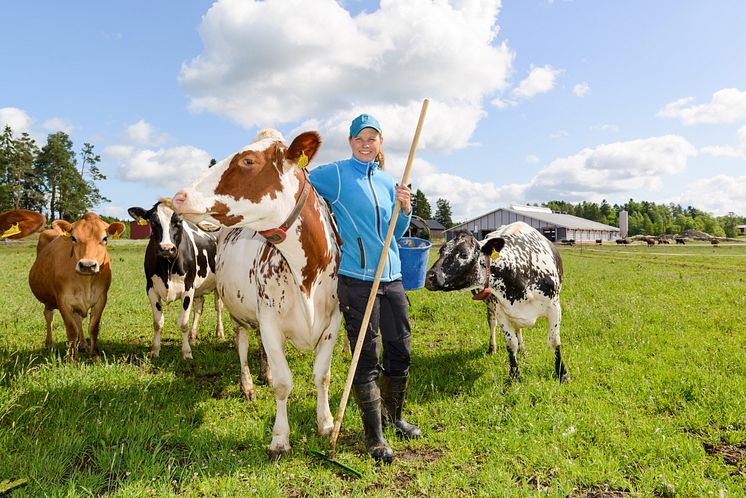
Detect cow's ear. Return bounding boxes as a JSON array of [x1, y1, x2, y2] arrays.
[[285, 131, 321, 171], [52, 219, 73, 236], [107, 222, 126, 238], [481, 237, 505, 256], [128, 207, 146, 221]]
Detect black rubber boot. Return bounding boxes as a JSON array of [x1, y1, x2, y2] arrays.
[[352, 381, 394, 463], [380, 373, 422, 439]]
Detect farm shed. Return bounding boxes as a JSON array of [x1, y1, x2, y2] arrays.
[[406, 217, 447, 239], [129, 221, 151, 240], [446, 204, 621, 242], [737, 225, 746, 235]]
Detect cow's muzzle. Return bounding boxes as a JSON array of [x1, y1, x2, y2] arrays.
[[158, 244, 177, 259], [76, 260, 100, 275], [424, 269, 441, 291]]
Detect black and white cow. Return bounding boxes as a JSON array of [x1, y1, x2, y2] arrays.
[[128, 201, 224, 360], [425, 221, 569, 382]]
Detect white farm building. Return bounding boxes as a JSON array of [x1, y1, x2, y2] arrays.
[[447, 205, 621, 243]]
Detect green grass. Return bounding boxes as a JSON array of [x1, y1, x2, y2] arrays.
[[1, 239, 745, 496]]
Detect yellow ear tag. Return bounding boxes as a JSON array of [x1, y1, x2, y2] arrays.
[[490, 249, 500, 261], [113, 232, 121, 240], [297, 151, 309, 169], [137, 218, 148, 226], [63, 230, 71, 238], [1, 222, 21, 238]]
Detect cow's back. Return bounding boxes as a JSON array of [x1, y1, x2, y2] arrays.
[[29, 236, 112, 313], [487, 222, 563, 303]]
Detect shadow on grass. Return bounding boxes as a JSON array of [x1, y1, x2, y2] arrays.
[[409, 344, 486, 402]]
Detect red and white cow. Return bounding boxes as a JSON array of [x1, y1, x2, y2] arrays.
[[0, 209, 46, 240], [425, 222, 569, 382], [28, 212, 125, 359], [172, 129, 341, 460]]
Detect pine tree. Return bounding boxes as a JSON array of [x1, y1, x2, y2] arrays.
[[412, 189, 432, 220], [434, 198, 454, 228]]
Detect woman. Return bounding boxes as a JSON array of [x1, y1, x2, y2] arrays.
[[309, 114, 421, 463]]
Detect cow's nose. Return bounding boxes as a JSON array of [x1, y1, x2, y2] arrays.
[[424, 270, 436, 290], [172, 191, 187, 212], [159, 243, 177, 258], [77, 260, 99, 274]]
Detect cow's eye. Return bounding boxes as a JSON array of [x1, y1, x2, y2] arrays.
[[102, 236, 108, 244], [70, 235, 78, 243], [243, 158, 254, 166]]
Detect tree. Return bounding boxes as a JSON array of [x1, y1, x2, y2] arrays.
[[79, 143, 110, 208], [412, 189, 432, 220], [0, 125, 43, 211], [434, 198, 454, 228]]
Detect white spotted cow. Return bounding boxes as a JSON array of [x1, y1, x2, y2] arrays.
[[425, 222, 569, 382], [171, 129, 342, 460], [128, 201, 224, 360]]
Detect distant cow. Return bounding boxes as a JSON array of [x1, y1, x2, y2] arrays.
[[658, 238, 670, 244], [172, 129, 342, 459], [128, 201, 224, 360], [645, 238, 656, 246], [0, 209, 46, 240], [711, 239, 720, 246], [425, 222, 569, 382], [28, 212, 125, 358], [615, 238, 630, 245], [595, 239, 602, 245], [675, 238, 686, 245]]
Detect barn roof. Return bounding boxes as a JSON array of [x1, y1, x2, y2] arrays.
[[448, 206, 620, 232]]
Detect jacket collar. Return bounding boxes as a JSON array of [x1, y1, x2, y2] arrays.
[[349, 156, 379, 174]]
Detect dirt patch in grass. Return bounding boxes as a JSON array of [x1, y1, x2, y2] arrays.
[[704, 441, 746, 475], [570, 486, 632, 497], [396, 446, 443, 463]]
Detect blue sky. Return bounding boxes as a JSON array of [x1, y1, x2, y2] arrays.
[[2, 0, 746, 221]]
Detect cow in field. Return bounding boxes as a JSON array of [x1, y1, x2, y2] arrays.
[[425, 222, 569, 382], [644, 238, 656, 246], [0, 209, 46, 240], [171, 129, 342, 460], [658, 238, 670, 244], [615, 238, 630, 245], [675, 238, 686, 245], [711, 239, 720, 246], [128, 201, 225, 360], [28, 212, 125, 359]]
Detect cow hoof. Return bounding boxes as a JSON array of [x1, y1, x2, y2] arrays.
[[216, 329, 225, 340], [182, 352, 193, 361], [241, 386, 256, 401], [149, 350, 160, 358], [560, 373, 571, 384], [487, 346, 497, 355], [268, 445, 291, 461]]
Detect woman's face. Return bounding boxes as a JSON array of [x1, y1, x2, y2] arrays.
[[349, 127, 383, 163]]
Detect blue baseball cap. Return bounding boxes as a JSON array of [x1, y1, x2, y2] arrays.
[[349, 114, 382, 137]]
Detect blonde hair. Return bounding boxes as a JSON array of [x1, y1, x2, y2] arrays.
[[375, 151, 385, 170]]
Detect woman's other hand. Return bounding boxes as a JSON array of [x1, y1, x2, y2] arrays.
[[395, 183, 411, 215]]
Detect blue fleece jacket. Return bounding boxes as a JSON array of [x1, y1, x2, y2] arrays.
[[309, 157, 411, 282]]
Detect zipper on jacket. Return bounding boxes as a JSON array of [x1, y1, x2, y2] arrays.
[[357, 237, 366, 268], [367, 167, 384, 243]]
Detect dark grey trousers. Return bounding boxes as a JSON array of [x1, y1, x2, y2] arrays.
[[337, 275, 412, 385]]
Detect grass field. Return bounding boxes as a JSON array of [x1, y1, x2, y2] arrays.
[[1, 238, 745, 496]]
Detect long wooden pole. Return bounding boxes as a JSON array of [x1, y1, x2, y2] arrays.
[[329, 98, 429, 454]]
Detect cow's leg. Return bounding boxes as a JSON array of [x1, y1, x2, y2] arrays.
[[178, 291, 196, 360], [312, 314, 341, 437], [58, 306, 82, 360], [44, 308, 54, 349], [189, 295, 205, 343], [495, 313, 521, 379], [256, 327, 271, 385], [233, 318, 256, 401], [486, 303, 498, 354], [547, 299, 569, 383], [148, 288, 164, 358], [260, 324, 292, 460], [516, 328, 526, 355], [214, 291, 225, 340], [87, 295, 107, 358]]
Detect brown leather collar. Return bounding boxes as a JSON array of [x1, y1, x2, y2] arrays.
[[257, 170, 311, 244], [471, 252, 492, 301]]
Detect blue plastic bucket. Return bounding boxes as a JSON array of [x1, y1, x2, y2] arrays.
[[397, 237, 432, 290]]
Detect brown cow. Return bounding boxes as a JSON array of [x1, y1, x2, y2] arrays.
[[0, 209, 46, 240], [28, 212, 125, 359]]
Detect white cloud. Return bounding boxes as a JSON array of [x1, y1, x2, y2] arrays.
[[700, 124, 746, 160], [127, 119, 168, 146], [180, 0, 512, 158], [572, 82, 590, 97], [657, 88, 746, 125], [674, 175, 746, 216], [525, 154, 540, 164], [512, 65, 561, 99], [525, 135, 696, 201], [42, 117, 75, 134], [111, 145, 213, 191], [591, 123, 619, 133], [0, 107, 33, 132]]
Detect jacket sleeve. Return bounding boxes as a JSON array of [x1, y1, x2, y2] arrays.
[[309, 163, 340, 203], [394, 204, 412, 240]]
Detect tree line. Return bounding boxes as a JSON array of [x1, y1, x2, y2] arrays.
[[541, 199, 745, 238], [0, 125, 108, 220]]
